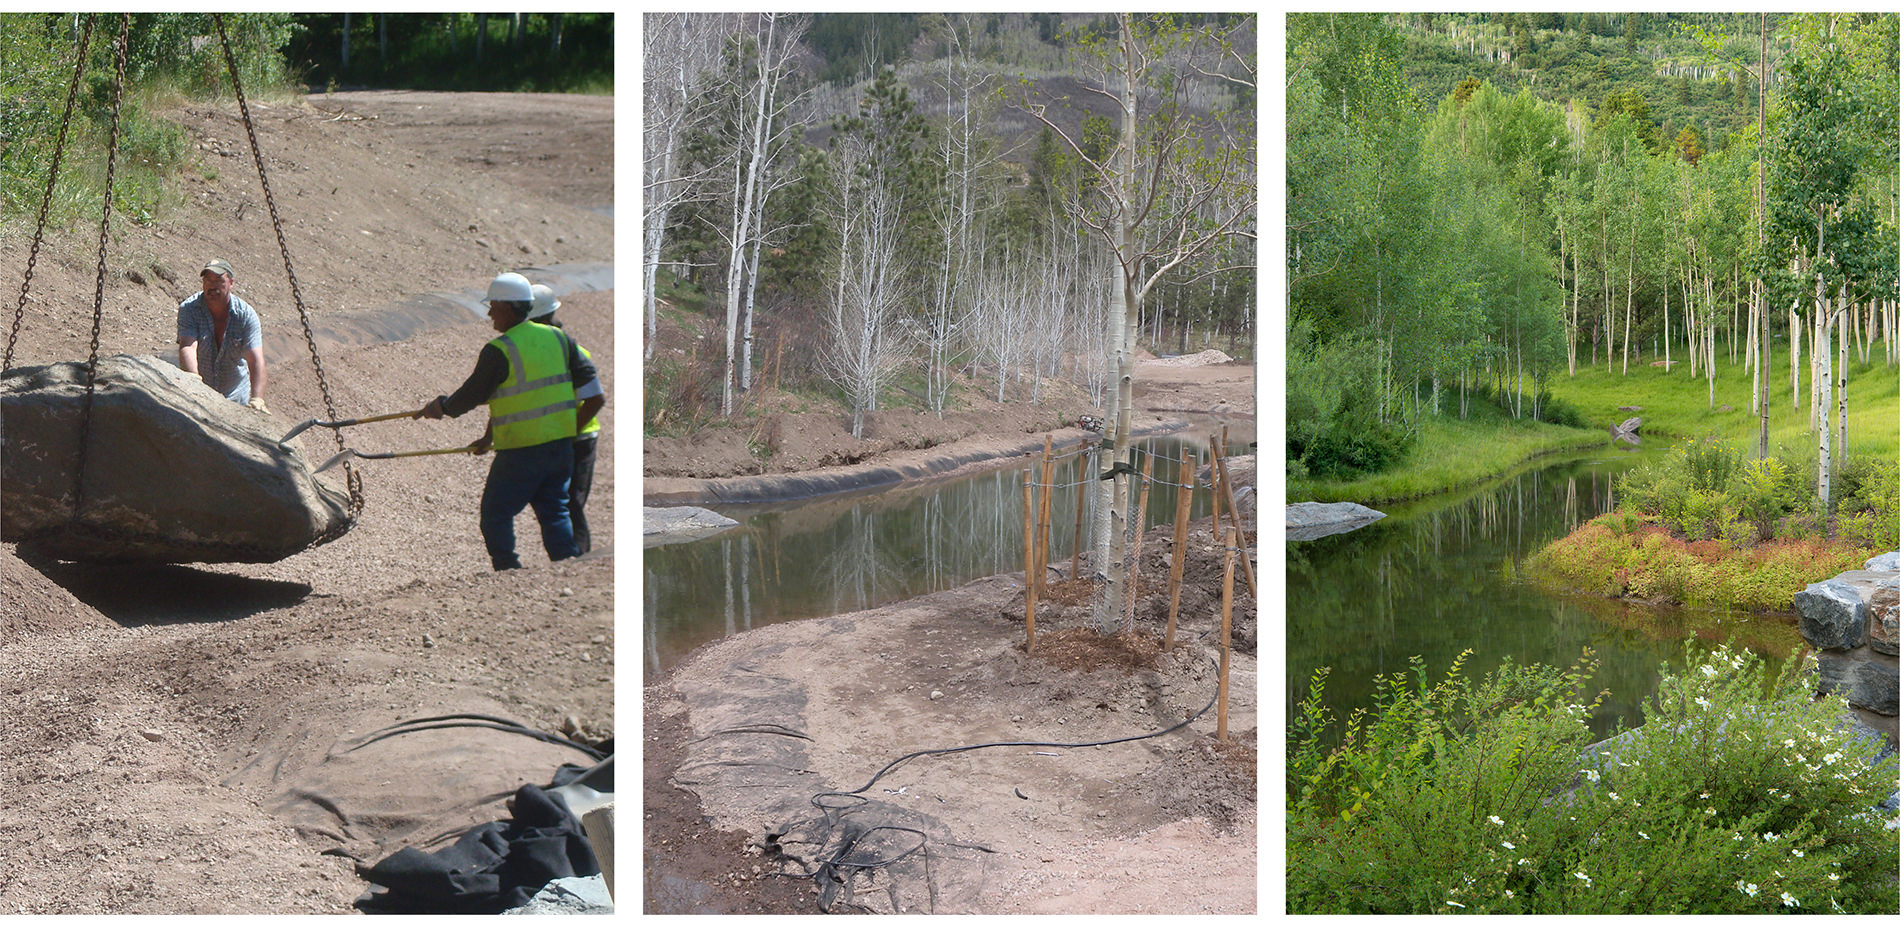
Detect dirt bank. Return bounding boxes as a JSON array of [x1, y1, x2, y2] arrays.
[[644, 515, 1259, 914], [2, 91, 614, 913], [644, 353, 1256, 505]]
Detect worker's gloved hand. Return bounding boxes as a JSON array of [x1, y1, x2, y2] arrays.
[[417, 397, 446, 420], [248, 396, 269, 414], [469, 435, 493, 456]]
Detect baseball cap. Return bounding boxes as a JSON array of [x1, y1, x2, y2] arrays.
[[202, 259, 234, 277]]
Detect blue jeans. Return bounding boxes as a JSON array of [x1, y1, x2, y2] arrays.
[[480, 440, 579, 570]]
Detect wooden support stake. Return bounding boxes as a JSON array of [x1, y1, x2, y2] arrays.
[[1211, 436, 1258, 600], [1071, 448, 1087, 585], [1208, 439, 1224, 546], [1022, 468, 1036, 653], [1123, 451, 1155, 630], [1218, 526, 1235, 743], [1164, 448, 1193, 651], [1036, 435, 1055, 594]]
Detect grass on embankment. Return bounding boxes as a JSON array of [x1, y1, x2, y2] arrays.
[[1288, 339, 1899, 506], [1287, 401, 1607, 505], [1551, 340, 1899, 463]]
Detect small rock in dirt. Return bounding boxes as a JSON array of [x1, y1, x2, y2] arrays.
[[422, 634, 436, 648], [139, 729, 165, 743], [929, 690, 944, 701], [561, 587, 575, 597]]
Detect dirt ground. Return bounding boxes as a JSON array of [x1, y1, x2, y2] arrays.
[[643, 353, 1259, 914], [1, 91, 614, 913]]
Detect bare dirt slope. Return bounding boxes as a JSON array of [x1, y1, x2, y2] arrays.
[[2, 91, 614, 914]]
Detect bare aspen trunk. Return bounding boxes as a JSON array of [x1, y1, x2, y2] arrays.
[[1091, 17, 1143, 632], [1790, 304, 1800, 411], [1837, 309, 1848, 464]]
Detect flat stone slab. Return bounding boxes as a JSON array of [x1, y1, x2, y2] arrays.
[[643, 506, 739, 548], [1285, 501, 1386, 542], [2, 354, 353, 563]]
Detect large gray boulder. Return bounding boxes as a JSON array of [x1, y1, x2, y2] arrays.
[[643, 506, 739, 548], [1286, 501, 1386, 541], [1794, 579, 1870, 651], [2, 354, 353, 563]]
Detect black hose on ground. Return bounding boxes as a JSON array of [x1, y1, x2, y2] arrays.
[[343, 712, 607, 761]]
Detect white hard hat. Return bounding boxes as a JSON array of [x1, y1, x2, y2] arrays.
[[528, 283, 560, 320], [485, 272, 533, 303]]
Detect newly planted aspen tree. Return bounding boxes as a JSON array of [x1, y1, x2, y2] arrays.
[[1022, 13, 1255, 632]]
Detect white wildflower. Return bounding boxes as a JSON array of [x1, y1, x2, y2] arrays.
[[1446, 901, 1465, 909], [1488, 815, 1504, 825], [1575, 870, 1592, 886], [1695, 696, 1711, 709], [1502, 840, 1515, 849], [1740, 882, 1759, 897], [1780, 892, 1798, 908]]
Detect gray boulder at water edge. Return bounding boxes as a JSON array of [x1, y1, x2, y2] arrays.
[[1, 354, 353, 563], [643, 505, 739, 548], [1285, 501, 1386, 541]]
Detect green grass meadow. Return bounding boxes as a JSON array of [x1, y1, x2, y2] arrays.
[[1290, 337, 1899, 505], [1552, 339, 1899, 463]]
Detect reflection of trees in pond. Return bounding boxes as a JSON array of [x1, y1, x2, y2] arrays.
[[1286, 451, 1740, 742], [643, 436, 1226, 672]]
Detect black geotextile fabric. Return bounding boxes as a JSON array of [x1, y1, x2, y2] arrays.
[[354, 765, 600, 914]]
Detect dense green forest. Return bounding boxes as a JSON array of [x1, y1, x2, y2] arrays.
[[1288, 12, 1900, 491], [644, 12, 1257, 435]]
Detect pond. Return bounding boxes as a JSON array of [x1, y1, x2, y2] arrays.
[[1286, 447, 1806, 743], [643, 421, 1255, 674]]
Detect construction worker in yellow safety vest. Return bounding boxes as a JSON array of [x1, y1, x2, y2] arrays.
[[417, 272, 598, 570], [528, 283, 606, 554]]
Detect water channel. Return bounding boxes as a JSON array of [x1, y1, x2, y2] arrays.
[[643, 422, 1255, 674], [1287, 446, 1806, 743]]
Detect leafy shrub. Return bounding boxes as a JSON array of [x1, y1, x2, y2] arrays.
[[1287, 320, 1413, 479], [1288, 647, 1900, 914], [1534, 392, 1588, 429], [1730, 457, 1799, 537], [1836, 458, 1900, 548], [1682, 436, 1741, 494]]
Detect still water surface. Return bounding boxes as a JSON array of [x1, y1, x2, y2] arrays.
[[1287, 447, 1804, 742], [644, 426, 1252, 674]]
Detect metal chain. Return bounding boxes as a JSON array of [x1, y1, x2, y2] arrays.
[[212, 13, 365, 533], [67, 12, 132, 525], [5, 14, 96, 372]]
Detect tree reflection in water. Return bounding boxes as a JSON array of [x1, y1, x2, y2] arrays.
[[1287, 447, 1799, 745], [643, 433, 1238, 673]]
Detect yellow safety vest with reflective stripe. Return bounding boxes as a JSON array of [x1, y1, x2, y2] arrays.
[[577, 343, 601, 438], [487, 321, 578, 450]]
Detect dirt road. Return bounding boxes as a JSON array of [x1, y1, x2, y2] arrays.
[[2, 91, 614, 913]]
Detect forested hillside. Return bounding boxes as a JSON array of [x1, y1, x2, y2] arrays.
[[644, 12, 1256, 439], [1288, 12, 1900, 492], [1392, 13, 1775, 152]]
